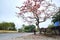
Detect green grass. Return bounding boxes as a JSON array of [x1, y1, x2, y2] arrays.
[[0, 30, 17, 33]]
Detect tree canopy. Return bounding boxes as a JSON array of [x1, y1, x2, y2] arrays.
[[0, 22, 16, 30], [52, 8, 60, 23], [18, 24, 35, 32]]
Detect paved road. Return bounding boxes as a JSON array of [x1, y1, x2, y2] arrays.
[[0, 33, 33, 40]]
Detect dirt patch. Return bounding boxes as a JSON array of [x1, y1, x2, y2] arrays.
[[10, 34, 60, 40]]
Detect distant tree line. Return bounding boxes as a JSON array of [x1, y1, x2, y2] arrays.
[[18, 24, 36, 32], [0, 22, 16, 31]]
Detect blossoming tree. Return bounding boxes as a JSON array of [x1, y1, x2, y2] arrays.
[[16, 0, 57, 34]]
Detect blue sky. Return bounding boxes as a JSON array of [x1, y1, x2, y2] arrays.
[[0, 0, 60, 29]]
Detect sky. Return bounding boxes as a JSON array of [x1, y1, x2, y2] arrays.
[[0, 0, 60, 29]]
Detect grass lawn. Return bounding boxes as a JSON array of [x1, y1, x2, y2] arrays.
[[0, 30, 17, 33]]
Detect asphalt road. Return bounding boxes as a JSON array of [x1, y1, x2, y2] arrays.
[[0, 33, 33, 40]]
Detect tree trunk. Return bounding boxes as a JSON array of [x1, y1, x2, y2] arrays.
[[33, 28, 36, 35], [36, 16, 41, 34], [37, 24, 41, 34]]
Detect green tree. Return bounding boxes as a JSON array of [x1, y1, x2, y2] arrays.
[[52, 8, 60, 23], [0, 22, 16, 30], [22, 25, 35, 32], [18, 28, 23, 32], [8, 23, 16, 31], [0, 23, 3, 30], [48, 23, 55, 28]]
